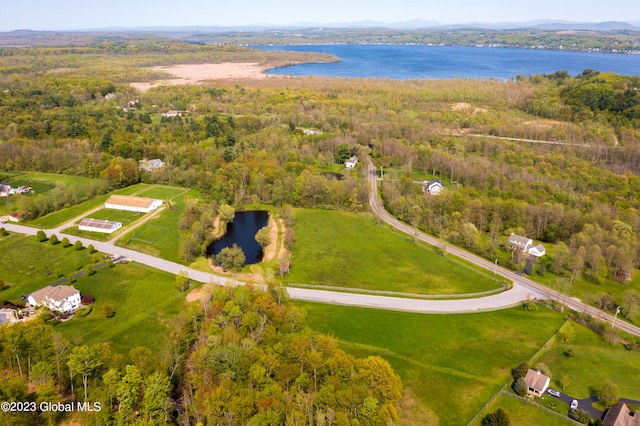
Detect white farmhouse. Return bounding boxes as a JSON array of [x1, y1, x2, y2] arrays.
[[345, 155, 358, 169], [422, 179, 444, 195], [105, 195, 162, 213], [27, 285, 81, 314]]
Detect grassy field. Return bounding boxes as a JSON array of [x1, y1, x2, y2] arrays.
[[471, 393, 576, 426], [287, 209, 503, 295], [0, 233, 102, 301], [535, 320, 640, 401], [0, 233, 187, 357], [30, 183, 148, 228], [117, 188, 205, 264], [297, 301, 567, 426], [136, 186, 187, 200], [54, 262, 187, 356]]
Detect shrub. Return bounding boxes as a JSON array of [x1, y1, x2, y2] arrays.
[[482, 408, 510, 426], [569, 408, 592, 424], [49, 234, 58, 245], [537, 262, 546, 276], [74, 240, 83, 250], [104, 305, 114, 318], [598, 379, 619, 406], [514, 376, 528, 397], [87, 244, 95, 254], [564, 348, 575, 357], [511, 361, 529, 380], [36, 230, 47, 242], [523, 300, 538, 311], [0, 228, 7, 236], [61, 237, 70, 248]]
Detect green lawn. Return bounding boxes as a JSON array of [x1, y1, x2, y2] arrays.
[[29, 184, 148, 228], [471, 393, 576, 426], [287, 209, 503, 295], [136, 186, 187, 200], [117, 188, 205, 264], [297, 301, 567, 426], [0, 233, 102, 301], [54, 262, 187, 356], [535, 320, 640, 401]]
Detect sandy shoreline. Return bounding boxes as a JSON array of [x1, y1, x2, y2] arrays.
[[131, 62, 271, 92]]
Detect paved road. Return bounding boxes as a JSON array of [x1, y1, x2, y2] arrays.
[[4, 169, 640, 329], [365, 159, 640, 336]]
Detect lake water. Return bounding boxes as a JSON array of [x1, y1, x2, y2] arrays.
[[255, 45, 640, 80], [206, 210, 269, 265]]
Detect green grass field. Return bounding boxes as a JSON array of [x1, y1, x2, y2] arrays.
[[0, 233, 102, 301], [30, 184, 148, 228], [54, 262, 187, 356], [471, 393, 576, 426], [136, 186, 187, 200], [296, 301, 567, 426], [117, 188, 205, 264], [287, 209, 503, 295], [0, 233, 187, 357], [535, 320, 640, 401]]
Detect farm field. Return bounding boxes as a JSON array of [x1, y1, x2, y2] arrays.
[[54, 262, 187, 356], [0, 233, 102, 301], [297, 301, 567, 426], [116, 188, 205, 264], [287, 209, 503, 295], [62, 208, 147, 241], [29, 183, 148, 228]]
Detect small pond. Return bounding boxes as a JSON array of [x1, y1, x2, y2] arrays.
[[206, 210, 269, 265]]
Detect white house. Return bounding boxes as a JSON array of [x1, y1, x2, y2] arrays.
[[528, 244, 546, 258], [508, 233, 533, 252], [161, 110, 180, 117], [509, 234, 546, 257], [105, 195, 162, 213], [0, 183, 11, 197], [422, 179, 444, 195], [27, 285, 81, 314], [345, 155, 358, 169], [79, 218, 123, 234], [139, 159, 165, 172], [524, 369, 550, 397]]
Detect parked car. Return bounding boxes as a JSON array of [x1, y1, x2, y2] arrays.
[[548, 388, 561, 398], [571, 399, 579, 409]]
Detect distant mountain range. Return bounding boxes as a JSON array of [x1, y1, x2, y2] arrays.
[[85, 20, 640, 33]]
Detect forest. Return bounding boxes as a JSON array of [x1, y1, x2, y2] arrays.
[[1, 35, 640, 423]]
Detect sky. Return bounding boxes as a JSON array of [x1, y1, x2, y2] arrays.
[[1, 0, 639, 31]]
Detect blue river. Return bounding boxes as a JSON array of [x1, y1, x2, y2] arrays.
[[254, 44, 640, 80]]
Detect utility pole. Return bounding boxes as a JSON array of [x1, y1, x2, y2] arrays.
[[612, 306, 621, 329]]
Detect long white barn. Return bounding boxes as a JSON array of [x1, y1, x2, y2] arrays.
[[105, 195, 162, 213], [79, 218, 122, 234]]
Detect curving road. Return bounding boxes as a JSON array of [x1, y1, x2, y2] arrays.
[[3, 168, 640, 333], [366, 158, 640, 336]]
